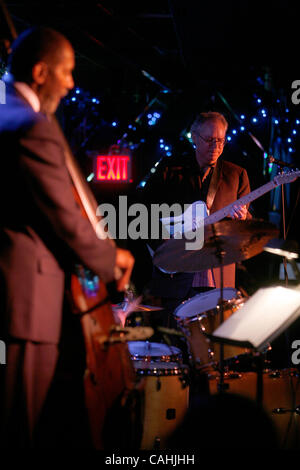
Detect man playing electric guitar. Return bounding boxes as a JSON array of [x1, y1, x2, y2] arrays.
[[142, 111, 251, 314]]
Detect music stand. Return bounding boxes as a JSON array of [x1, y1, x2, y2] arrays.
[[205, 286, 300, 405]]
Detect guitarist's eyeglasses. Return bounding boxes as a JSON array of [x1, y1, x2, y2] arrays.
[[198, 135, 227, 146]]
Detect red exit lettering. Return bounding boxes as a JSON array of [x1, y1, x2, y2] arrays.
[[96, 155, 130, 182]]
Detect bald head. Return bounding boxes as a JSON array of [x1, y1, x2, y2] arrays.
[[9, 27, 72, 83]]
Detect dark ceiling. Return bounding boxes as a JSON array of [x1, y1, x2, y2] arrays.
[[3, 1, 298, 90], [1, 1, 299, 172]]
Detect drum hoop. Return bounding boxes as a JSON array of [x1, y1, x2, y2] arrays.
[[131, 352, 183, 363], [133, 361, 189, 376], [174, 287, 239, 320]]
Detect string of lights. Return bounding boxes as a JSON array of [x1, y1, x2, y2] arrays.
[[62, 82, 299, 188]]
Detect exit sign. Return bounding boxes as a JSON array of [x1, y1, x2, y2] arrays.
[[95, 155, 131, 182]]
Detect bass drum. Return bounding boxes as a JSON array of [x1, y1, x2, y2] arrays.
[[175, 288, 249, 366], [208, 368, 300, 449], [134, 361, 189, 450]]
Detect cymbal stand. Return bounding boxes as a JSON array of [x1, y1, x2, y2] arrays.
[[211, 224, 228, 393]]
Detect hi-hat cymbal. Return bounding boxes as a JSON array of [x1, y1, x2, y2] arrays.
[[112, 303, 163, 312], [132, 304, 163, 312], [153, 218, 279, 273]]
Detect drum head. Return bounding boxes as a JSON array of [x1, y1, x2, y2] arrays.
[[174, 288, 237, 320], [128, 341, 181, 361]]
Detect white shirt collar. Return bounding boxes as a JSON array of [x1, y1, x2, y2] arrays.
[[14, 82, 40, 112]]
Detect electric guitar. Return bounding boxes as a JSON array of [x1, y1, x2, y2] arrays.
[[160, 170, 300, 236]]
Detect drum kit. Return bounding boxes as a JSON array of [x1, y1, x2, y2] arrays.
[[116, 219, 300, 449]]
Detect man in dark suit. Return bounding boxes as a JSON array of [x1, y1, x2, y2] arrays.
[[0, 27, 134, 447], [141, 112, 251, 313]]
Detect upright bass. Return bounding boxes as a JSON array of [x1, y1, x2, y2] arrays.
[[0, 0, 141, 449], [59, 125, 141, 449]]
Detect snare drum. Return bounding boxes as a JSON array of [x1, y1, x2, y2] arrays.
[[208, 368, 300, 449], [128, 341, 182, 363], [175, 288, 248, 366], [134, 361, 189, 450]]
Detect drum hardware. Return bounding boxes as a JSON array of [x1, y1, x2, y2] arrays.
[[208, 367, 300, 448], [156, 377, 161, 391], [272, 406, 300, 415]]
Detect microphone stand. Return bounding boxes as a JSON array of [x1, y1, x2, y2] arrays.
[[268, 157, 295, 368], [211, 224, 228, 394]]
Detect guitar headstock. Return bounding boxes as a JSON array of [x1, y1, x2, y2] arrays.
[[274, 169, 300, 186]]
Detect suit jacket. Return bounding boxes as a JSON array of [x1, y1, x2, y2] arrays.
[[140, 155, 251, 299], [0, 88, 116, 343]]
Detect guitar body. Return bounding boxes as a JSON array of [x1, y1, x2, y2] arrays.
[[70, 267, 139, 449]]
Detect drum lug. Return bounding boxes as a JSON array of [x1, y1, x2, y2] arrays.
[[268, 370, 281, 379], [156, 377, 161, 391], [179, 374, 189, 389], [208, 348, 215, 360]]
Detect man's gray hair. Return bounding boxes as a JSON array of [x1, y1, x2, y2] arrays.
[[191, 112, 228, 133]]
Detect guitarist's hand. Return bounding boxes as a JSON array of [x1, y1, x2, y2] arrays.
[[115, 248, 135, 291], [229, 204, 248, 220]]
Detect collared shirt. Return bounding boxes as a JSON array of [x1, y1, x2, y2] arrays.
[[14, 82, 40, 112]]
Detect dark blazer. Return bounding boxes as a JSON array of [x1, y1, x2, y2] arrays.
[[140, 155, 251, 298], [0, 89, 116, 343]]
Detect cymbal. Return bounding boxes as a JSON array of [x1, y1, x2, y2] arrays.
[[153, 218, 279, 273], [132, 304, 163, 312], [112, 303, 163, 312]]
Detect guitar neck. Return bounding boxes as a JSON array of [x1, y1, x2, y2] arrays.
[[204, 179, 276, 226]]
